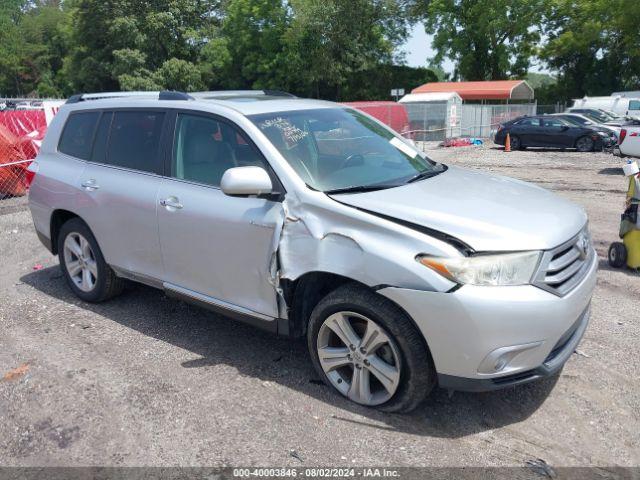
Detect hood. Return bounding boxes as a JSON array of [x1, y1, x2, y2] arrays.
[[585, 125, 615, 134], [332, 166, 587, 252]]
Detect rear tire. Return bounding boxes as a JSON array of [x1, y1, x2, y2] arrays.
[[307, 283, 435, 413], [608, 242, 627, 268], [575, 136, 594, 152], [57, 218, 124, 302]]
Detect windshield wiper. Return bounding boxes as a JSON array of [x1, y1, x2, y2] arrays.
[[406, 167, 445, 184], [324, 184, 398, 195]]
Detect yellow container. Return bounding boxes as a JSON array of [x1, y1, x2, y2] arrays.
[[623, 229, 640, 269]]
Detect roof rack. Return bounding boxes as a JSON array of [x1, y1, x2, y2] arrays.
[[190, 90, 297, 99], [65, 90, 194, 104], [263, 90, 296, 98]]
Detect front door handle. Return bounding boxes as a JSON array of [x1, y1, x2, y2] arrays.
[[160, 196, 183, 210], [81, 179, 99, 191]]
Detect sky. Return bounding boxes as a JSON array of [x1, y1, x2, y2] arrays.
[[401, 24, 548, 74], [401, 25, 453, 71]]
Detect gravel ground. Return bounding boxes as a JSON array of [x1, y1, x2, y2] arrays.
[[0, 144, 639, 470]]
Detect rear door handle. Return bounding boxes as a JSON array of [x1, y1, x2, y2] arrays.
[[81, 179, 99, 191], [160, 196, 183, 210]]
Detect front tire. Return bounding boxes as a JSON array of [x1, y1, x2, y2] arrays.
[[58, 218, 124, 302], [509, 134, 522, 150], [307, 283, 435, 412], [575, 136, 595, 152]]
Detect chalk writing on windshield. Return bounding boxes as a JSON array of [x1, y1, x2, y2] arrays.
[[260, 117, 308, 148]]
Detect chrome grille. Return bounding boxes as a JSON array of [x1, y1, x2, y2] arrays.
[[533, 227, 594, 297]]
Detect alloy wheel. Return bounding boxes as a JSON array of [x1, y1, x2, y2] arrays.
[[63, 232, 98, 292], [576, 136, 593, 152], [317, 311, 401, 406]]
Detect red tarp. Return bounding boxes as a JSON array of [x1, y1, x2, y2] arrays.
[[0, 111, 47, 196], [342, 101, 411, 136]]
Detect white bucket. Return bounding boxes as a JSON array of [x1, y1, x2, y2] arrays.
[[623, 161, 639, 177]]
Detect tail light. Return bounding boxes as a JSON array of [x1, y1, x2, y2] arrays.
[[619, 129, 627, 144], [25, 160, 39, 187]]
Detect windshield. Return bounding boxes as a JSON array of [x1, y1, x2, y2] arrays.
[[563, 115, 588, 125], [580, 111, 610, 123], [249, 108, 443, 192]]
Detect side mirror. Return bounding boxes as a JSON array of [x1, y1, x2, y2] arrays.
[[221, 166, 273, 197], [561, 125, 570, 131]]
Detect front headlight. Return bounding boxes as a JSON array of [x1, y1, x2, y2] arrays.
[[417, 251, 541, 286]]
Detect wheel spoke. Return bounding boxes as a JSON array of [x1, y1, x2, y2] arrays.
[[80, 236, 92, 258], [366, 356, 399, 394], [326, 313, 361, 348], [86, 259, 98, 277], [81, 267, 93, 290], [348, 367, 371, 404], [359, 321, 387, 354], [318, 346, 351, 372], [66, 236, 82, 258], [66, 260, 82, 277]]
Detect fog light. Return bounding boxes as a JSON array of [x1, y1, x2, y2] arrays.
[[478, 341, 543, 374], [494, 357, 509, 372]]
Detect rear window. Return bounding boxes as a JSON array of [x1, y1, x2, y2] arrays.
[[629, 100, 640, 111], [58, 112, 100, 160], [105, 111, 165, 174]]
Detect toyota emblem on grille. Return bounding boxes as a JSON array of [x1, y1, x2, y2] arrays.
[[577, 233, 589, 259]]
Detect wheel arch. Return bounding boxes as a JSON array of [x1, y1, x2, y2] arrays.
[[281, 271, 355, 338], [281, 272, 435, 361], [50, 209, 81, 255], [574, 134, 594, 150]]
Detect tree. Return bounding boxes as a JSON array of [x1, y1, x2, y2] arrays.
[[0, 0, 70, 96], [341, 64, 438, 100], [285, 0, 408, 99], [540, 0, 640, 100], [63, 0, 220, 92], [415, 0, 547, 80], [202, 0, 290, 91]]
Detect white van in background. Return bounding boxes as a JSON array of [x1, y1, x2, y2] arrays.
[[611, 91, 640, 98], [571, 96, 640, 117]]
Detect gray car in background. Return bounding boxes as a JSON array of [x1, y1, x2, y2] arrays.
[[27, 91, 597, 412]]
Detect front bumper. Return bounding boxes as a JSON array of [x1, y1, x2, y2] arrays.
[[378, 251, 597, 391], [437, 304, 590, 391]]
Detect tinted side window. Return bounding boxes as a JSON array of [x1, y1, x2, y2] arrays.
[[629, 100, 640, 111], [58, 112, 100, 159], [516, 118, 540, 126], [542, 118, 566, 127], [90, 112, 112, 163], [172, 114, 268, 187], [106, 111, 165, 174]]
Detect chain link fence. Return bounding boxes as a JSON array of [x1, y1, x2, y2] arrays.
[[0, 159, 33, 199], [347, 101, 538, 142], [0, 110, 47, 201]]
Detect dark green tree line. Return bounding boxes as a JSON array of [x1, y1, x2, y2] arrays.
[[0, 0, 430, 100], [2, 0, 638, 103]]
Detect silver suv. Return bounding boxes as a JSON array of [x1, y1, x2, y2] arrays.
[[28, 90, 597, 412]]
